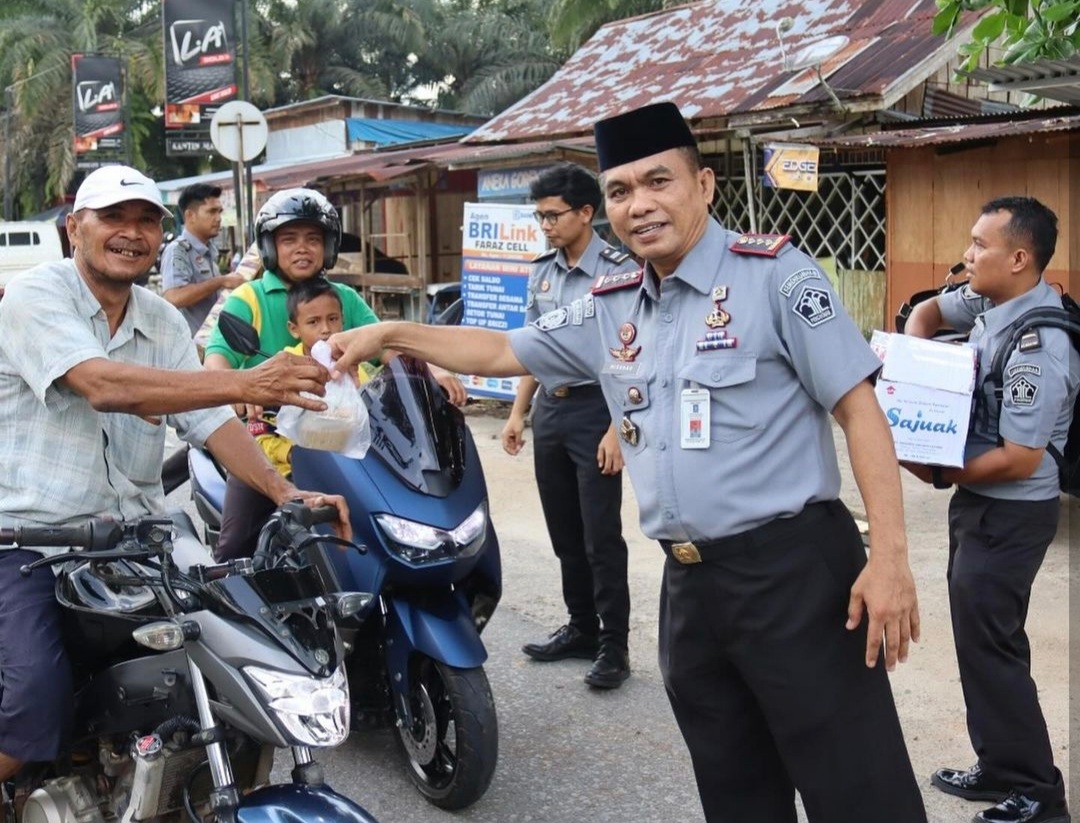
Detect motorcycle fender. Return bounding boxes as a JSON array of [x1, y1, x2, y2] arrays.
[[237, 783, 380, 823], [385, 592, 487, 679]]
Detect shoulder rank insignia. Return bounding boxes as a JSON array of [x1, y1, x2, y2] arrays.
[[730, 233, 791, 257], [177, 238, 192, 251], [600, 247, 632, 265], [1018, 330, 1042, 353], [591, 269, 644, 295], [531, 248, 558, 263]]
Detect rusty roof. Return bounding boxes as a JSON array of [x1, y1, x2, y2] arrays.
[[251, 137, 598, 190], [812, 110, 1080, 148], [468, 0, 976, 143]]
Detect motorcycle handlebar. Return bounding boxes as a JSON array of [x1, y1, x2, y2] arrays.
[[0, 519, 124, 551], [306, 505, 342, 528]]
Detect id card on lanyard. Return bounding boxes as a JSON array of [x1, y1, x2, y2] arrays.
[[680, 384, 710, 449]]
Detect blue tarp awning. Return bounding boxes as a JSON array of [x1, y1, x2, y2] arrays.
[[346, 118, 472, 147]]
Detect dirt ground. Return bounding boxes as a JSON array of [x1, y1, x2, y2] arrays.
[[462, 403, 1075, 819]]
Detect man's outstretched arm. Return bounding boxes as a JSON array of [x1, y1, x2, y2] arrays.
[[329, 322, 527, 379]]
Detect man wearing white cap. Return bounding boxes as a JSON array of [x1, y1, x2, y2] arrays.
[[0, 164, 351, 783], [324, 103, 926, 822]]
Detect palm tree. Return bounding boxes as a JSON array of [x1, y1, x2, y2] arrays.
[[414, 0, 564, 115], [547, 0, 679, 51], [0, 0, 164, 213]]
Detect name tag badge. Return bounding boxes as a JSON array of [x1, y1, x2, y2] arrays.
[[680, 387, 710, 449]]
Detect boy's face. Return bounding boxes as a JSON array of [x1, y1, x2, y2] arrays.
[[288, 292, 344, 350]]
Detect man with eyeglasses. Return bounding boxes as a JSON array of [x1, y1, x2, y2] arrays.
[[500, 162, 637, 689]]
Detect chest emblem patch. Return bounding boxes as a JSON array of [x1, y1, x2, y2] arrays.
[[705, 285, 731, 329], [792, 286, 835, 328], [610, 322, 642, 361], [1009, 376, 1038, 407]]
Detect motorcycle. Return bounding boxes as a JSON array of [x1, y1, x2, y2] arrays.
[[186, 312, 502, 811], [0, 503, 381, 823]]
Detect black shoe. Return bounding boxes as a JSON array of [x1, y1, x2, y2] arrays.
[[973, 792, 1070, 823], [522, 625, 599, 661], [584, 645, 630, 689], [932, 763, 1012, 802]]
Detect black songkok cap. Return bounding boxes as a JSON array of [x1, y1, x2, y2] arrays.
[[593, 102, 697, 172]]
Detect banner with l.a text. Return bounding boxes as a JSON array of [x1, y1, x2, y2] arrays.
[[162, 0, 237, 156], [459, 202, 546, 400], [72, 54, 125, 170]]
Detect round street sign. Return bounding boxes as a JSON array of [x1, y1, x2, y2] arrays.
[[210, 101, 268, 163]]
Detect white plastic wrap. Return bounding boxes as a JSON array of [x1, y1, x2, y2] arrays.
[[275, 340, 371, 458]]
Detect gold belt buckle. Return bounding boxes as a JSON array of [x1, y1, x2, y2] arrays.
[[670, 541, 702, 564], [551, 387, 570, 398]]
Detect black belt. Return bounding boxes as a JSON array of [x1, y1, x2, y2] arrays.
[[545, 384, 603, 399], [660, 501, 838, 564]]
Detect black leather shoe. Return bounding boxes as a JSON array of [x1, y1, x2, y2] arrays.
[[584, 645, 630, 689], [932, 763, 1012, 802], [522, 625, 599, 661], [973, 792, 1070, 823]]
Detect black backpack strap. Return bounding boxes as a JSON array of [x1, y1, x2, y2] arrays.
[[985, 304, 1080, 460]]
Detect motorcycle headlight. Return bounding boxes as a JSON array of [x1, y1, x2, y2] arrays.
[[244, 664, 349, 747], [375, 502, 487, 565]]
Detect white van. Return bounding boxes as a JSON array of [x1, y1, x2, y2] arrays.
[[0, 221, 65, 295]]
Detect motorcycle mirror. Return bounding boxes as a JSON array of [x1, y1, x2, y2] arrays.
[[217, 311, 266, 357]]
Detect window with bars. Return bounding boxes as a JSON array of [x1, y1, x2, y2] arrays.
[[713, 170, 886, 272]]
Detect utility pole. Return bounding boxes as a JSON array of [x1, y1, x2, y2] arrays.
[[3, 87, 13, 221]]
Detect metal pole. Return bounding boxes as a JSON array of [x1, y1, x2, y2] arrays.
[[3, 88, 13, 220], [741, 136, 757, 234], [240, 0, 254, 247]]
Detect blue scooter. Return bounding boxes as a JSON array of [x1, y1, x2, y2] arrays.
[[187, 314, 502, 811]]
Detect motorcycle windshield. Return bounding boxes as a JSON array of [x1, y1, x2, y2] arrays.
[[361, 356, 467, 495]]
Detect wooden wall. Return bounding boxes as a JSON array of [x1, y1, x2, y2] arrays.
[[886, 133, 1076, 330]]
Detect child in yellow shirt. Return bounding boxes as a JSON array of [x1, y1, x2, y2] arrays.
[[251, 277, 370, 475]]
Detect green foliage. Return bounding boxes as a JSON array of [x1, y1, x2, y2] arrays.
[[934, 0, 1080, 71], [0, 0, 565, 214], [547, 0, 676, 51]]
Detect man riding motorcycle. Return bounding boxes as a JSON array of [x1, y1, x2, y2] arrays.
[[0, 166, 350, 783], [202, 188, 465, 560]]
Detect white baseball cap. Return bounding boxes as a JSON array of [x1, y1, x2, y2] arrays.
[[73, 165, 172, 218]]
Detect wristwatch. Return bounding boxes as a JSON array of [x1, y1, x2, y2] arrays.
[[931, 466, 952, 490]]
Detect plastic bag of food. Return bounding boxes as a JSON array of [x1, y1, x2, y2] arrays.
[[275, 340, 370, 458]]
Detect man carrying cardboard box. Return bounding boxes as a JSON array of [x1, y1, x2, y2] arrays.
[[903, 196, 1076, 823]]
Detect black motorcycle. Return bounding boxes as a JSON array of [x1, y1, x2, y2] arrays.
[[0, 503, 381, 823]]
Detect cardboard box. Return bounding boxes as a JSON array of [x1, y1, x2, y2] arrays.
[[871, 331, 976, 468]]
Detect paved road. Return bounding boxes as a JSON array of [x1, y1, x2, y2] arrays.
[[166, 410, 1074, 823]]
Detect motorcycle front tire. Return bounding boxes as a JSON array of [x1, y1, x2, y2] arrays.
[[395, 657, 498, 811]]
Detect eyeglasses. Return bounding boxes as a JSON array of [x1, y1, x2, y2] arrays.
[[533, 207, 578, 226]]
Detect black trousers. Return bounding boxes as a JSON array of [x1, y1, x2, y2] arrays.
[[658, 501, 926, 823], [532, 388, 630, 649], [216, 474, 277, 562], [947, 488, 1064, 804]]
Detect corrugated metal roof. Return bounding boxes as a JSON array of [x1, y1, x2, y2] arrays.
[[812, 110, 1079, 148], [966, 56, 1080, 106], [259, 137, 598, 189], [468, 0, 976, 143]]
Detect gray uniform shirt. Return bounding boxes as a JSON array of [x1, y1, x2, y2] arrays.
[[509, 219, 881, 542], [939, 279, 1079, 500], [525, 231, 638, 389], [160, 228, 221, 335], [0, 259, 233, 552]]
